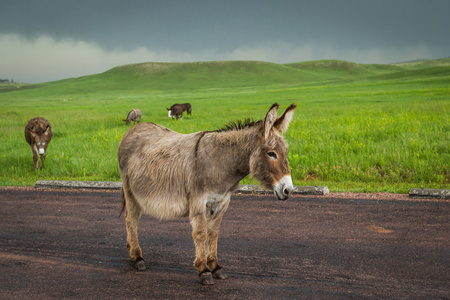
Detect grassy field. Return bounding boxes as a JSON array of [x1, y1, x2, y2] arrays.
[[1, 59, 449, 193]]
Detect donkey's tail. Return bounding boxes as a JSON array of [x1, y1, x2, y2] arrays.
[[119, 187, 126, 217]]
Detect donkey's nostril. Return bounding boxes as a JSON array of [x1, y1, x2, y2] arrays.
[[274, 175, 293, 200]]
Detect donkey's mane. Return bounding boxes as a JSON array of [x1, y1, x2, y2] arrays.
[[194, 118, 261, 158], [215, 118, 260, 133], [31, 125, 47, 135]]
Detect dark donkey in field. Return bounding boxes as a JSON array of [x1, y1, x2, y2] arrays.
[[166, 103, 191, 120], [24, 117, 53, 169], [118, 103, 296, 285], [123, 109, 142, 125]]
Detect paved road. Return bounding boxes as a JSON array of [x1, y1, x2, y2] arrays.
[[1, 187, 449, 299]]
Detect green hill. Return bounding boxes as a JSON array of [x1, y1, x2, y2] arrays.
[[0, 60, 404, 97], [393, 57, 450, 69], [34, 61, 326, 95], [94, 60, 324, 89], [1, 58, 449, 99], [285, 60, 402, 79]]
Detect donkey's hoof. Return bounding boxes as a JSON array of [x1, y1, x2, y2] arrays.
[[199, 272, 214, 285], [134, 259, 146, 271], [212, 268, 228, 280]]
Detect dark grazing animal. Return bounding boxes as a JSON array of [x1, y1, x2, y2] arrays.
[[166, 103, 191, 120], [123, 109, 142, 125], [24, 117, 53, 169], [118, 103, 296, 285]]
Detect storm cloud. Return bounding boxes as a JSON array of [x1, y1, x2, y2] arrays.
[[1, 0, 448, 83]]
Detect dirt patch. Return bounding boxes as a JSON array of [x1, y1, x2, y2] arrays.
[[1, 187, 448, 298]]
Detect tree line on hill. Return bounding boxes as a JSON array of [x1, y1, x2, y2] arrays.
[[0, 79, 15, 83]]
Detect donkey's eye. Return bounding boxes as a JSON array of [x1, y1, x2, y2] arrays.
[[267, 151, 277, 159]]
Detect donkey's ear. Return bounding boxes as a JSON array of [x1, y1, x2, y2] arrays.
[[263, 103, 279, 140], [28, 128, 36, 138], [44, 125, 50, 135], [273, 103, 296, 135]]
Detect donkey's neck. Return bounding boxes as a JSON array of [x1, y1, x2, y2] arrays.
[[194, 126, 260, 193]]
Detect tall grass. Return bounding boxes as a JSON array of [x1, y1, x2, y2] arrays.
[[1, 60, 449, 193]]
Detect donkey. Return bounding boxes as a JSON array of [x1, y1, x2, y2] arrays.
[[24, 117, 53, 169], [166, 103, 191, 120], [123, 109, 142, 125], [118, 103, 296, 285]]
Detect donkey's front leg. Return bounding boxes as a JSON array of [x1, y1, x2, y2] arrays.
[[40, 154, 46, 168], [32, 149, 39, 169], [190, 210, 213, 285], [206, 214, 228, 280]]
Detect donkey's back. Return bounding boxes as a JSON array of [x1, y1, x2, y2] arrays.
[[118, 122, 200, 219]]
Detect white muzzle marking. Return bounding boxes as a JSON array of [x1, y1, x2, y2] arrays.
[[273, 175, 293, 200], [168, 111, 172, 118], [39, 148, 45, 155]]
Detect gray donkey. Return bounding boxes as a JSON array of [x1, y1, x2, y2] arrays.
[[118, 103, 296, 285], [25, 117, 53, 169], [123, 109, 142, 125]]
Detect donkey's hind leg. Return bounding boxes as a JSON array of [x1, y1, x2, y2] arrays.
[[122, 187, 145, 271]]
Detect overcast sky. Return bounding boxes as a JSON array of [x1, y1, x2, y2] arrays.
[[1, 0, 449, 83]]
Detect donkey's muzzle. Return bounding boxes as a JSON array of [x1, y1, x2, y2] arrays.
[[39, 148, 45, 155], [274, 175, 293, 201]]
